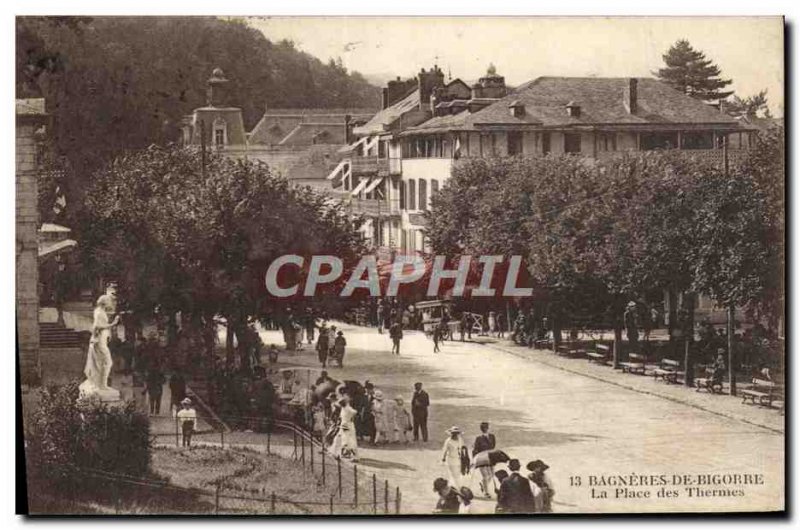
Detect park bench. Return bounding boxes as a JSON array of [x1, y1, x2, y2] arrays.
[[533, 338, 552, 349], [652, 358, 682, 384], [556, 342, 586, 358], [694, 377, 724, 394], [619, 353, 647, 375], [741, 378, 783, 408], [586, 344, 611, 364]]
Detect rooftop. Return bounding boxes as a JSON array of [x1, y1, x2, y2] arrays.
[[352, 89, 422, 136], [468, 77, 742, 128]]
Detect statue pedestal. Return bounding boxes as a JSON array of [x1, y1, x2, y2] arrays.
[[78, 379, 122, 403]]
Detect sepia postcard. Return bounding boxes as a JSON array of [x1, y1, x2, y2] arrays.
[[16, 15, 785, 516]]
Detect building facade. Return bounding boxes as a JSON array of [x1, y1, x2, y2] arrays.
[[333, 68, 756, 254]]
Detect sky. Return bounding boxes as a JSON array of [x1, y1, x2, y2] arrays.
[[248, 16, 784, 115]]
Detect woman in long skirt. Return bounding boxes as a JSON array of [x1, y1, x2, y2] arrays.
[[441, 426, 468, 488], [338, 397, 359, 461]]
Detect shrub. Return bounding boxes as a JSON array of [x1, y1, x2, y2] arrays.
[[25, 381, 151, 491]]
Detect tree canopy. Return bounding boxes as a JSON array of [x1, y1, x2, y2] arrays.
[[725, 90, 772, 119], [79, 145, 366, 362], [425, 144, 783, 332], [17, 16, 380, 225], [655, 39, 733, 102]]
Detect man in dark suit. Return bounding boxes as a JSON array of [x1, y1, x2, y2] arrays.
[[496, 459, 536, 514], [473, 422, 497, 497], [473, 422, 496, 455], [411, 382, 430, 442]]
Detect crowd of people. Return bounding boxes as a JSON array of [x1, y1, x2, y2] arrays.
[[431, 421, 555, 514], [308, 380, 431, 462]]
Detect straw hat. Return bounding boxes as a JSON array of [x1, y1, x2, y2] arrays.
[[446, 425, 462, 435], [374, 390, 384, 400], [181, 398, 192, 406]]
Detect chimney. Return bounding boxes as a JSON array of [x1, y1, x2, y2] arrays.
[[623, 78, 638, 114], [381, 88, 389, 110], [418, 66, 445, 110]]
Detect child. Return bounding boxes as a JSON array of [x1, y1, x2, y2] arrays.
[[267, 344, 280, 365], [394, 396, 413, 443], [312, 402, 327, 441], [177, 398, 197, 447], [334, 331, 347, 368]]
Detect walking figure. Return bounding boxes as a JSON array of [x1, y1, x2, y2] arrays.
[[390, 321, 403, 355], [433, 325, 442, 353]]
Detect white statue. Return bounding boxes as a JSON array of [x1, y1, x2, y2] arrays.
[[78, 294, 121, 402]]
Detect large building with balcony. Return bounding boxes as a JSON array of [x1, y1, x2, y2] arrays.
[[333, 67, 757, 254]]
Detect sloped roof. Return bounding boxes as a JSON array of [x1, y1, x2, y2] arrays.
[[278, 123, 347, 146], [258, 108, 376, 118], [399, 110, 474, 136], [353, 89, 421, 136], [249, 109, 374, 145], [467, 77, 741, 128]]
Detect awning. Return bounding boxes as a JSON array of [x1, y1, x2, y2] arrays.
[[350, 177, 371, 196], [38, 239, 77, 260], [363, 176, 384, 194]]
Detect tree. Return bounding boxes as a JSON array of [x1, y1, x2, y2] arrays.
[[426, 150, 780, 370], [17, 16, 380, 226], [725, 90, 772, 119], [80, 146, 366, 367], [655, 39, 733, 102]]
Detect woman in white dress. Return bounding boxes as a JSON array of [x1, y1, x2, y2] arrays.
[[441, 426, 468, 488], [338, 397, 359, 461], [372, 390, 389, 444]]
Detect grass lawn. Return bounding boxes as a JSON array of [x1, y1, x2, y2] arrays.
[[27, 445, 379, 515], [150, 445, 376, 515]]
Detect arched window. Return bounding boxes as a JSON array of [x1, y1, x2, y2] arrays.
[[407, 179, 416, 210], [213, 118, 227, 147], [419, 179, 428, 211]]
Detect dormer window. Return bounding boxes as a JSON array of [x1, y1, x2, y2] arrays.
[[509, 100, 525, 118], [566, 101, 581, 117]]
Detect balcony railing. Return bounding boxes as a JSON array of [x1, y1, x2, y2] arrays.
[[346, 197, 400, 217], [350, 157, 378, 176], [348, 156, 402, 177]]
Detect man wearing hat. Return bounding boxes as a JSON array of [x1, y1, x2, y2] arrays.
[[177, 397, 197, 447], [432, 478, 460, 514], [496, 459, 536, 513], [411, 382, 430, 442], [473, 422, 497, 497]]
